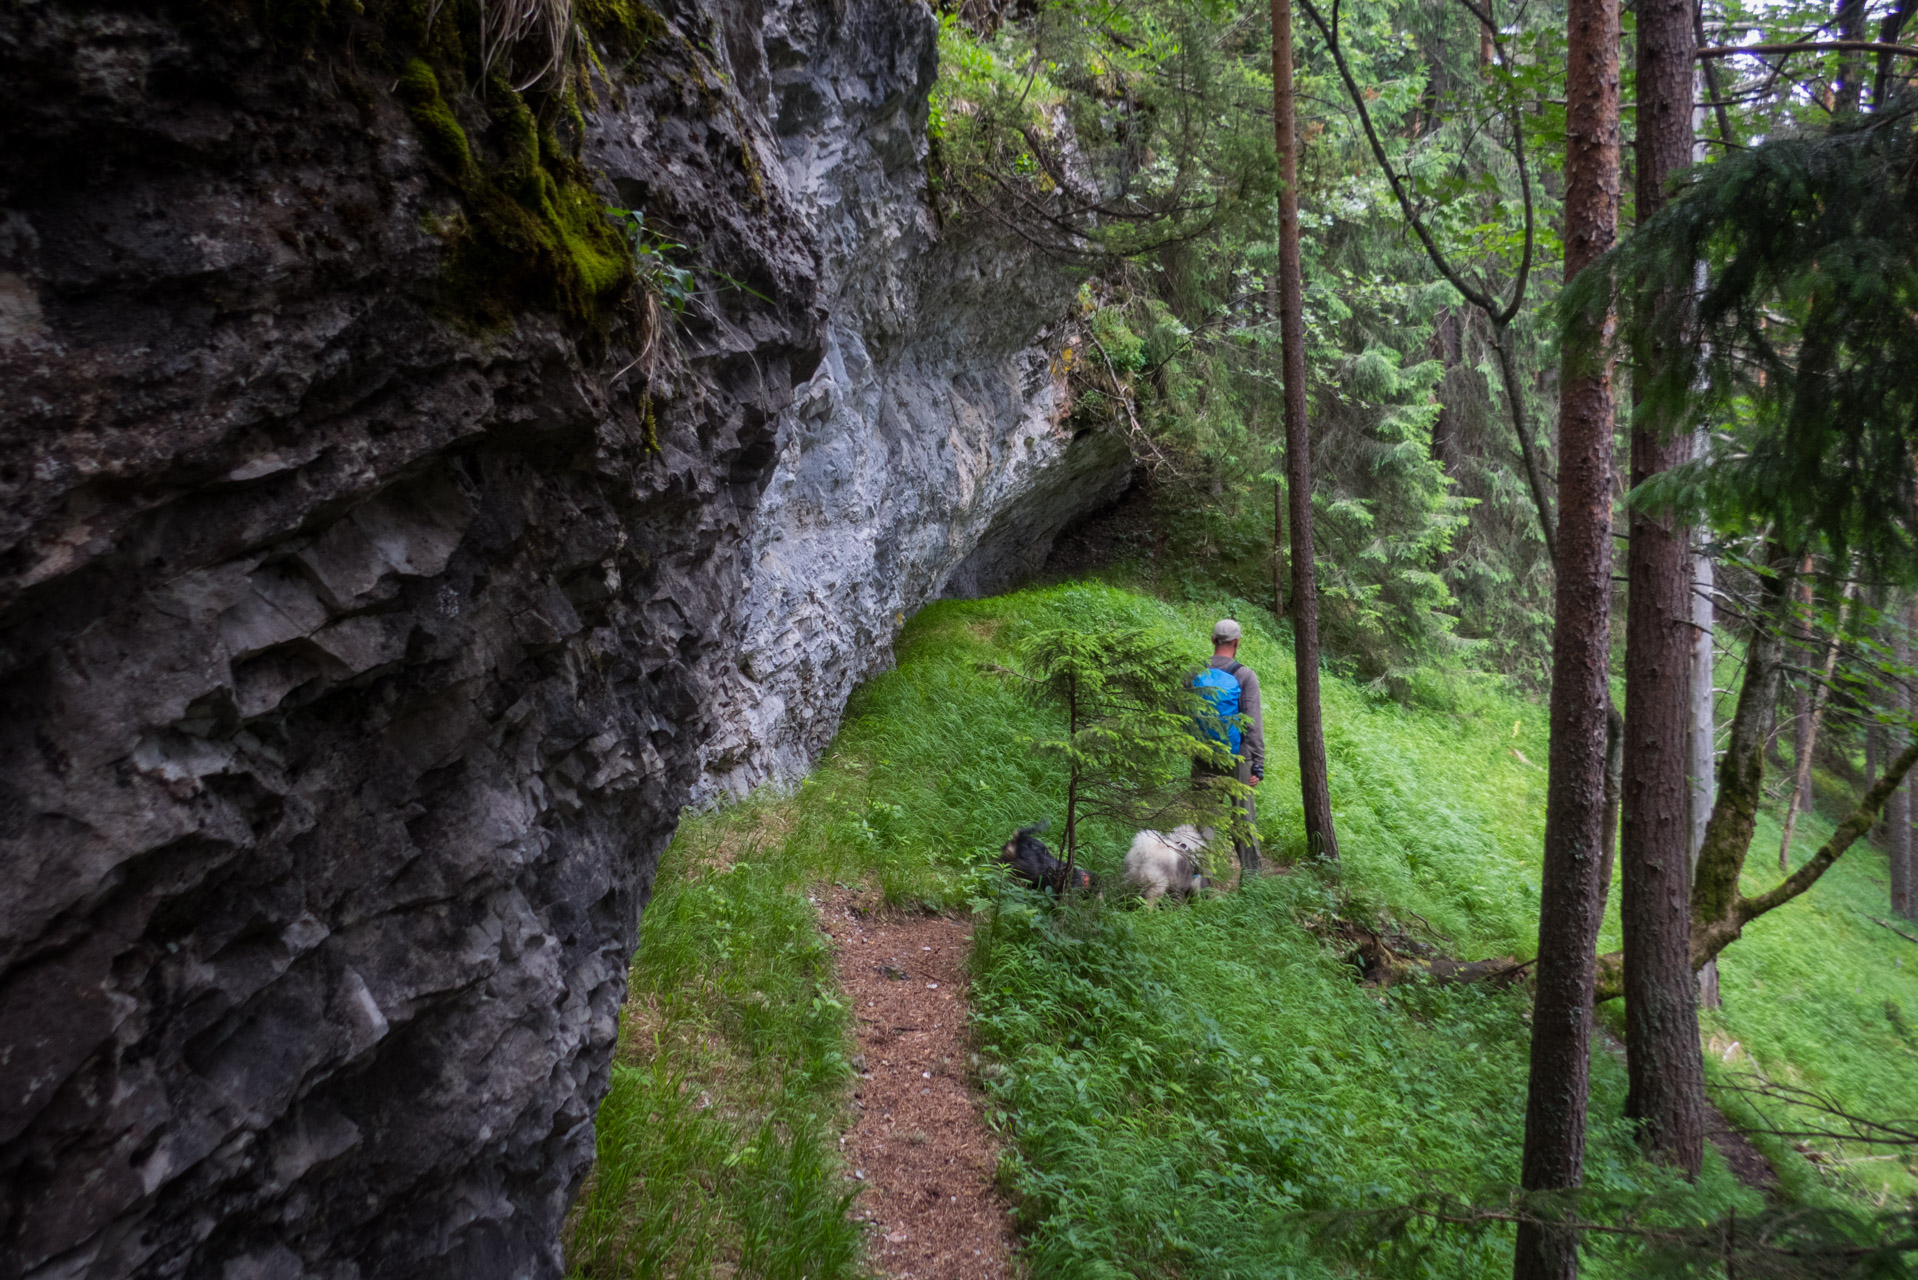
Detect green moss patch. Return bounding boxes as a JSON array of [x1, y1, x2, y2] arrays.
[[575, 0, 666, 59], [396, 60, 633, 330]]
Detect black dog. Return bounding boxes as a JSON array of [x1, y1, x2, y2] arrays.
[[998, 824, 1098, 893]]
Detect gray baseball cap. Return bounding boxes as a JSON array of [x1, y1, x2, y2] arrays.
[[1212, 618, 1242, 643]]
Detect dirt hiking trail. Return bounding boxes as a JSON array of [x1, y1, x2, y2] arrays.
[[823, 893, 1020, 1279]]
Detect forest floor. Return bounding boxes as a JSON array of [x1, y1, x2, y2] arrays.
[[827, 892, 1019, 1279], [566, 578, 1918, 1280]]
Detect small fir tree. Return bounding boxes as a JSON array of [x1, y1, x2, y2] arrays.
[[1002, 625, 1243, 889]]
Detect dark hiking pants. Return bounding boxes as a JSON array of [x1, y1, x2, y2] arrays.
[[1193, 758, 1261, 874]]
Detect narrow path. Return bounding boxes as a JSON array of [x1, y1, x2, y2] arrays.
[[1596, 1026, 1779, 1193], [1706, 1101, 1781, 1192], [822, 892, 1018, 1279]]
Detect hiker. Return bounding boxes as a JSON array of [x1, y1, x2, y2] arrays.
[[1192, 618, 1264, 874]]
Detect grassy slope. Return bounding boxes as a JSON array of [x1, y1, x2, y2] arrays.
[[568, 579, 1918, 1278]]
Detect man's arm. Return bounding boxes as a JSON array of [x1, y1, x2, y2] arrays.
[[1238, 667, 1266, 779]]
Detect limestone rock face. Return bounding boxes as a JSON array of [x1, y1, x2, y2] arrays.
[[0, 0, 1122, 1275], [696, 2, 1130, 797]]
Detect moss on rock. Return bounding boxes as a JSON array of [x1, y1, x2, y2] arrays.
[[397, 59, 475, 176], [574, 0, 666, 59], [268, 0, 637, 331], [392, 57, 633, 330]]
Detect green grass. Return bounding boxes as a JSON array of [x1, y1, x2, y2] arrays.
[[570, 578, 1917, 1277], [1700, 801, 1918, 1206], [564, 812, 864, 1279]]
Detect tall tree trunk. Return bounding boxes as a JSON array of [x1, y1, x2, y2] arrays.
[[1874, 0, 1916, 109], [1430, 308, 1464, 475], [1895, 599, 1915, 920], [1515, 0, 1619, 1264], [1836, 0, 1869, 111], [1273, 0, 1339, 859], [1868, 590, 1885, 840], [1692, 545, 1720, 1008], [1620, 0, 1705, 1177], [1601, 705, 1624, 895], [1793, 569, 1815, 809], [1274, 479, 1287, 622], [1062, 675, 1081, 890], [1779, 577, 1857, 871]]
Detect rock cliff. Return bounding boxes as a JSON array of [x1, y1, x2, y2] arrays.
[[695, 0, 1128, 797], [0, 0, 1123, 1275]]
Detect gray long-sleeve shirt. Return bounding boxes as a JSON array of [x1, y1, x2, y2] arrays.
[[1208, 654, 1266, 776]]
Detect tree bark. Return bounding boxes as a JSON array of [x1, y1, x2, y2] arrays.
[[1273, 0, 1338, 859], [1430, 308, 1464, 476], [1874, 0, 1916, 109], [1779, 577, 1857, 871], [1515, 0, 1619, 1262], [1691, 545, 1720, 1008], [1694, 2, 1737, 147], [1836, 0, 1871, 111], [1619, 0, 1705, 1177], [1601, 704, 1624, 895], [1792, 570, 1815, 810], [1274, 479, 1287, 623], [1895, 598, 1915, 920], [1691, 551, 1796, 925], [1594, 734, 1918, 1000]]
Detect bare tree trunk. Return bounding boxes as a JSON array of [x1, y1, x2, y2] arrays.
[[1515, 0, 1619, 1261], [1873, 0, 1916, 109], [1779, 578, 1857, 871], [1836, 0, 1870, 110], [1895, 598, 1915, 920], [1619, 0, 1705, 1177], [1691, 550, 1796, 927], [1793, 569, 1815, 809], [1430, 308, 1464, 475], [1274, 479, 1286, 622], [1062, 675, 1081, 891], [1601, 705, 1624, 895], [1692, 546, 1720, 1008], [1793, 684, 1812, 804], [1694, 1, 1736, 146], [1868, 590, 1886, 840], [1273, 0, 1338, 860]]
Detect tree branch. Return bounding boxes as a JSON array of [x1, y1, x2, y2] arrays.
[[1296, 0, 1509, 318], [1697, 39, 1918, 58]]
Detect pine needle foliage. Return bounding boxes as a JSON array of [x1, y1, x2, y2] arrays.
[[1567, 106, 1918, 577], [1003, 625, 1230, 877]]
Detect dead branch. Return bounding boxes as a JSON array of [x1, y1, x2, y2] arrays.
[[1697, 39, 1918, 58]]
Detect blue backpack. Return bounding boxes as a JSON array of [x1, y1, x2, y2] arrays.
[[1192, 662, 1244, 756]]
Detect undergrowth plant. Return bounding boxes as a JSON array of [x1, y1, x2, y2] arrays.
[[572, 578, 1918, 1278], [564, 813, 861, 1280]]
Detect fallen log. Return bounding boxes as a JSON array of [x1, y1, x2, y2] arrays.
[[1306, 915, 1531, 989]]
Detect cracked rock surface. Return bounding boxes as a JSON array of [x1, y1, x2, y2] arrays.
[[696, 2, 1130, 800], [0, 0, 1124, 1275]]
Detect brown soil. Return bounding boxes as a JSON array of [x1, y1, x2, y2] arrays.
[[822, 892, 1019, 1279], [1597, 1027, 1779, 1193], [1705, 1101, 1782, 1192]]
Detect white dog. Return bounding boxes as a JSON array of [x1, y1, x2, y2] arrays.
[[1124, 825, 1213, 904]]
